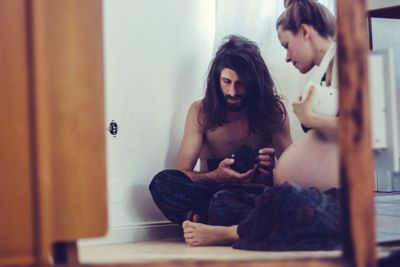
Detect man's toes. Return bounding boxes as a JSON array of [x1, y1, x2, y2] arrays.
[[184, 237, 196, 246], [184, 221, 199, 231], [182, 220, 191, 228], [183, 225, 194, 234], [184, 232, 194, 239], [187, 239, 199, 246]]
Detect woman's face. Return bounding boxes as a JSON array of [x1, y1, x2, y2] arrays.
[[277, 25, 315, 74]]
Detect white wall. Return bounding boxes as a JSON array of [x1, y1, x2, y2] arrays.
[[80, 0, 215, 245]]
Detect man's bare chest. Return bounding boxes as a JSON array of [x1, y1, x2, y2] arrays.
[[202, 124, 270, 158]]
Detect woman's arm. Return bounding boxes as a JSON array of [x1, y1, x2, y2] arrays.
[[302, 113, 338, 137], [292, 86, 337, 138]]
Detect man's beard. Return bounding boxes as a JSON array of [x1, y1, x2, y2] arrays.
[[223, 95, 247, 112]]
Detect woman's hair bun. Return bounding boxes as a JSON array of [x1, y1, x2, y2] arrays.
[[284, 0, 318, 8]]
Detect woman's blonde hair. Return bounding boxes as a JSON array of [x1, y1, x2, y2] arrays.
[[277, 0, 336, 38]]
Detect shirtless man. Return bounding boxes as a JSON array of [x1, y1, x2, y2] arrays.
[[149, 35, 291, 228]]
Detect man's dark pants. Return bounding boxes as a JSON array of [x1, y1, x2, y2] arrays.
[[149, 169, 265, 226]]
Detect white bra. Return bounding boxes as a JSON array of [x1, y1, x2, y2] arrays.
[[302, 42, 339, 116]]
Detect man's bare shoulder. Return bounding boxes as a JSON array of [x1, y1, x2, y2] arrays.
[[188, 100, 202, 114], [268, 102, 289, 132], [185, 100, 205, 132], [187, 100, 204, 123]]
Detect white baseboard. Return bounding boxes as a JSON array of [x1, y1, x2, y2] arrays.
[[78, 221, 181, 247]]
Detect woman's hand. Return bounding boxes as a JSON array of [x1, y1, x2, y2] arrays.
[[293, 85, 316, 127], [208, 158, 256, 183]]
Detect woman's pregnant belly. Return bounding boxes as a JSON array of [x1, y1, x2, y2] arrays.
[[273, 129, 339, 191]]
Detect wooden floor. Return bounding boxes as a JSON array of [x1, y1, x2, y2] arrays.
[[79, 240, 343, 264], [79, 193, 400, 264]]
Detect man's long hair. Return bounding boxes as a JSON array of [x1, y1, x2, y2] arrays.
[[200, 35, 286, 137]]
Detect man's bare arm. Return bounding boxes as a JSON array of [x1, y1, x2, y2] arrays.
[[175, 101, 203, 174], [272, 112, 293, 159], [256, 112, 292, 177], [182, 158, 256, 183]]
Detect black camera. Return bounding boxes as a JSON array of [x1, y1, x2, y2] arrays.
[[231, 145, 258, 173]]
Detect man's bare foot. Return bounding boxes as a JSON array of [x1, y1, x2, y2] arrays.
[[182, 220, 238, 246]]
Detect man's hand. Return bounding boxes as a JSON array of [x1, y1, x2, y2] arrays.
[[293, 85, 315, 127], [256, 147, 275, 175], [208, 158, 256, 183]]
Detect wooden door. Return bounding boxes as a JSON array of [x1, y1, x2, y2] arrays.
[[0, 0, 107, 265], [0, 1, 36, 265], [30, 0, 107, 242]]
